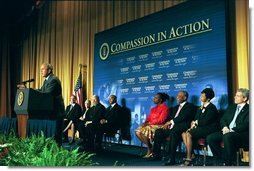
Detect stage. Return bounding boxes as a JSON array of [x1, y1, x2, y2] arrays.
[[63, 140, 249, 167]]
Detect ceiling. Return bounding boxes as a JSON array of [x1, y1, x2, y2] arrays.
[[0, 0, 35, 29]]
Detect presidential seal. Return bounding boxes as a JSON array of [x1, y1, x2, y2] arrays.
[[99, 43, 109, 60], [17, 91, 24, 106]]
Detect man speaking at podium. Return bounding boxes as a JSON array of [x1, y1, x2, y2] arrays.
[[38, 63, 65, 146], [18, 63, 65, 146], [38, 63, 65, 118]]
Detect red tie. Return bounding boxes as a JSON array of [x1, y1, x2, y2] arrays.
[[174, 105, 182, 118]]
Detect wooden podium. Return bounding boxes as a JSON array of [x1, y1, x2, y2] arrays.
[[14, 88, 54, 138]]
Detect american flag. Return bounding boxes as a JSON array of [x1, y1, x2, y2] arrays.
[[74, 71, 84, 109]]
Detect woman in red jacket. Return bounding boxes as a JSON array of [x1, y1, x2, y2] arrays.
[[136, 92, 170, 158]]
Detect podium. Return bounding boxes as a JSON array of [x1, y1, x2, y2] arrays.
[[14, 88, 54, 138]]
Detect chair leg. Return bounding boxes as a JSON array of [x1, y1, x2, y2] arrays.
[[140, 142, 144, 156], [236, 150, 240, 166], [108, 137, 112, 147], [103, 133, 107, 149], [203, 146, 207, 166], [118, 133, 122, 144], [197, 148, 201, 165], [161, 142, 166, 161]]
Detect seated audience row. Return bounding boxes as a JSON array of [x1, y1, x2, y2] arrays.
[[136, 88, 249, 166], [62, 87, 249, 166], [62, 94, 127, 152]]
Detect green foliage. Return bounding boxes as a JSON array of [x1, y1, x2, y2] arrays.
[[0, 132, 97, 166]]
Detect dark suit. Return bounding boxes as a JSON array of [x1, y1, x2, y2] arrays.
[[37, 73, 65, 145], [153, 102, 196, 159], [64, 104, 82, 123], [87, 103, 106, 125], [38, 73, 65, 119], [207, 104, 249, 165], [63, 103, 82, 140], [95, 103, 122, 146], [188, 103, 219, 140], [77, 103, 106, 148]]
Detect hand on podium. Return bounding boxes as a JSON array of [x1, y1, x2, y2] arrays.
[[17, 79, 35, 89], [17, 84, 26, 89]]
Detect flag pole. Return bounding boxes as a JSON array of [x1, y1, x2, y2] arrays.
[[77, 64, 87, 110], [79, 64, 83, 109]]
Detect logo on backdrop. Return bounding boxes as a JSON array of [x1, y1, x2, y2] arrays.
[[99, 18, 212, 61], [99, 43, 110, 60]]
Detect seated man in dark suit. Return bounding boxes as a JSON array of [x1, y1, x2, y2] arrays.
[[63, 95, 82, 144], [77, 95, 106, 150], [151, 91, 196, 165], [207, 88, 249, 166], [95, 95, 122, 150]]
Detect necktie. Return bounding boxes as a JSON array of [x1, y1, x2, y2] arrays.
[[174, 105, 182, 118], [229, 105, 241, 129], [201, 105, 206, 113], [43, 79, 47, 85], [66, 105, 73, 117], [42, 79, 47, 92], [82, 110, 87, 119], [70, 105, 73, 111]]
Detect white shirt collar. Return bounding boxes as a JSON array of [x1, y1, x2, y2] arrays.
[[111, 103, 116, 108], [45, 74, 50, 81], [179, 101, 187, 107], [237, 103, 246, 111], [203, 102, 210, 108]]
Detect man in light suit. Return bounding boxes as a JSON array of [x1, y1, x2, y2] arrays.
[[38, 63, 65, 146], [151, 91, 196, 165], [95, 95, 122, 151], [207, 88, 249, 166]]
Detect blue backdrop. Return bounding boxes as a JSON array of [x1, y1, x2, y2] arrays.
[[94, 0, 228, 146]]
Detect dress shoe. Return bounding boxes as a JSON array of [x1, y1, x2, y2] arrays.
[[68, 140, 75, 145], [181, 159, 193, 166], [164, 159, 176, 166], [183, 154, 195, 161], [78, 146, 86, 153], [62, 138, 69, 143], [225, 162, 234, 166], [148, 154, 161, 161], [143, 153, 153, 159], [94, 143, 103, 152], [77, 140, 85, 146]]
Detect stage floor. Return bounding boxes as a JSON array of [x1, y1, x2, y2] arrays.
[[62, 140, 249, 167]]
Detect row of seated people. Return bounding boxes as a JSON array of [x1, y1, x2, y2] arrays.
[[62, 94, 131, 151], [136, 88, 249, 166]]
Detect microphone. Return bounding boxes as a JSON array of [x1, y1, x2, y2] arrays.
[[22, 79, 35, 84]]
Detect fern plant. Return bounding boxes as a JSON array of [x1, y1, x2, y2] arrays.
[[0, 132, 97, 166]]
